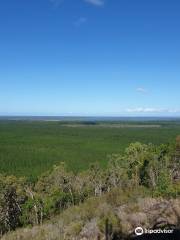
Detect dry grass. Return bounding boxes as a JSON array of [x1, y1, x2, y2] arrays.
[[1, 188, 180, 240]]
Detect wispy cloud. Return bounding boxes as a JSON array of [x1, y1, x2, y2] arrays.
[[167, 109, 180, 113], [136, 87, 147, 93], [84, 0, 105, 7], [50, 0, 105, 7], [49, 0, 64, 7], [126, 108, 163, 113], [73, 17, 87, 27], [126, 107, 180, 113]]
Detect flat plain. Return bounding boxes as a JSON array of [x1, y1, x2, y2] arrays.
[[0, 119, 180, 180]]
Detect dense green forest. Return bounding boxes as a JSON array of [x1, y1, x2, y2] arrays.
[[0, 120, 180, 180]]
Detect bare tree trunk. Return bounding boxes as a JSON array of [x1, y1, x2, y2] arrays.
[[25, 188, 39, 225]]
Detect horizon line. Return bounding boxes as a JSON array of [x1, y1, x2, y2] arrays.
[[0, 115, 180, 118]]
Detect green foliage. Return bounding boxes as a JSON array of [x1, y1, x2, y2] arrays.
[[0, 135, 179, 236], [44, 191, 73, 216], [0, 120, 179, 179], [21, 195, 43, 226], [0, 175, 27, 234], [98, 213, 119, 233]]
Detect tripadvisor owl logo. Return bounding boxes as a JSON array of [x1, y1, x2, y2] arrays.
[[135, 227, 144, 236], [135, 226, 174, 236]]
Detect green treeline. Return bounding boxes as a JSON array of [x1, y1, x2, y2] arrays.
[[0, 139, 180, 235]]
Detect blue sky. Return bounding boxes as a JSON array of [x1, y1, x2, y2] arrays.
[[0, 0, 180, 116]]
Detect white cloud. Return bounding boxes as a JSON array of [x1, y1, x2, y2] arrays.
[[74, 17, 87, 27], [136, 87, 147, 93], [84, 0, 105, 6], [50, 0, 105, 7], [126, 108, 180, 113], [167, 109, 180, 113], [126, 108, 161, 113]]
